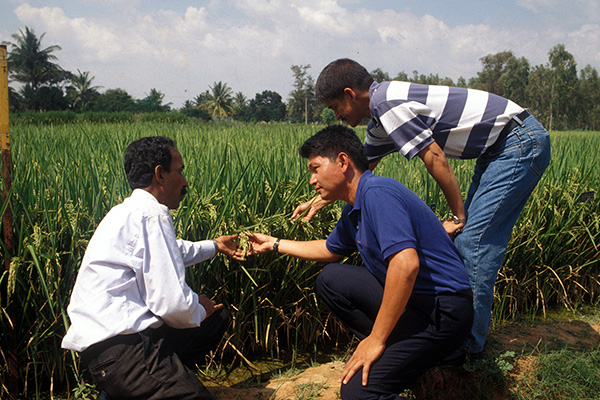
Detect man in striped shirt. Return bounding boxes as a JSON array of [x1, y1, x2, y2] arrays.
[[293, 58, 551, 358]]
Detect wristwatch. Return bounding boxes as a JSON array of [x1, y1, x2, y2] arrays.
[[273, 237, 281, 253], [451, 215, 466, 224]]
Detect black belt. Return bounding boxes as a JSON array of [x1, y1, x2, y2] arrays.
[[496, 109, 531, 144]]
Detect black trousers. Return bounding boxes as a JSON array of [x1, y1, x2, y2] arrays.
[[80, 308, 230, 400], [316, 263, 473, 400]]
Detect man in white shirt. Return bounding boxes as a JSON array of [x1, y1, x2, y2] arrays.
[[62, 136, 244, 400]]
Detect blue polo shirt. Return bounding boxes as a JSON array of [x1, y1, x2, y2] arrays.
[[325, 171, 471, 295]]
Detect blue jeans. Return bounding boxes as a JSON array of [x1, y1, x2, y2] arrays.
[[454, 114, 550, 354]]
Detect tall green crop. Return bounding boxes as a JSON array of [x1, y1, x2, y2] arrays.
[[0, 122, 598, 397]]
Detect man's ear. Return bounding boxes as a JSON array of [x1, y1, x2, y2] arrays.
[[154, 164, 165, 184], [337, 152, 350, 172], [343, 87, 356, 100]]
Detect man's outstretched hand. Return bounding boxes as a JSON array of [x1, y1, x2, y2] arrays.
[[215, 234, 245, 260]]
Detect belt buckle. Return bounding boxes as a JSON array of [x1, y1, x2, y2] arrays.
[[513, 109, 529, 127]]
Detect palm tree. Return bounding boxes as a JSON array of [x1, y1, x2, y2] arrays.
[[5, 27, 63, 91], [4, 27, 64, 110], [70, 69, 102, 111], [204, 81, 235, 119], [234, 91, 247, 108]]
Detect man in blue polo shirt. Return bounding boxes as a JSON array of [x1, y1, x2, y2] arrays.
[[293, 58, 551, 358], [247, 125, 473, 399]]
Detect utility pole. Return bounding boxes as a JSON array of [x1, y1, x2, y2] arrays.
[[304, 96, 308, 125], [1, 44, 18, 399]]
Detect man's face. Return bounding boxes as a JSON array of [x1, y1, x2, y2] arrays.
[[307, 155, 345, 201], [324, 91, 363, 127], [162, 148, 188, 209]]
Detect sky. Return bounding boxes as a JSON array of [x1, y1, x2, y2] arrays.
[[1, 0, 599, 108]]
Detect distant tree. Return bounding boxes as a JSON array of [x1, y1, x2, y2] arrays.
[[527, 64, 552, 127], [201, 81, 235, 119], [93, 88, 136, 112], [321, 107, 336, 125], [499, 56, 530, 106], [247, 90, 286, 122], [287, 65, 318, 124], [456, 76, 468, 88], [36, 86, 69, 110], [473, 51, 514, 95], [232, 91, 248, 119], [528, 44, 578, 130], [180, 99, 195, 115], [371, 68, 391, 82], [576, 64, 600, 130], [393, 71, 411, 81], [233, 91, 247, 109], [180, 99, 211, 120], [547, 44, 577, 130], [7, 86, 22, 112], [68, 69, 102, 111], [137, 88, 171, 112], [194, 91, 209, 106], [4, 26, 64, 110]]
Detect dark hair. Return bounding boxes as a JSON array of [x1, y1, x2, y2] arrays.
[[315, 58, 374, 102], [124, 136, 175, 190], [299, 125, 369, 172]]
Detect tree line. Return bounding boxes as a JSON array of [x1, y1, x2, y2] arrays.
[[3, 26, 600, 129]]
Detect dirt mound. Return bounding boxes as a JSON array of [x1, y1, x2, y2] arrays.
[[209, 319, 600, 400]]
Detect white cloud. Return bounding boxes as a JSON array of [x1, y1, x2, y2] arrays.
[[3, 0, 599, 107]]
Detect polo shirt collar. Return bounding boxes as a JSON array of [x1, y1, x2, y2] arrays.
[[348, 170, 374, 217]]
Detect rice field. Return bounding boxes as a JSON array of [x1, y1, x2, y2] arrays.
[[1, 121, 598, 396]]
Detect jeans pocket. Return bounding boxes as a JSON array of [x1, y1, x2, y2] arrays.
[[528, 131, 551, 177]]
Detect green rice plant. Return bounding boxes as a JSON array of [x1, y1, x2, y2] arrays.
[[0, 122, 598, 398]]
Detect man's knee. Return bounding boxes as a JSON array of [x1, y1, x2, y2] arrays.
[[340, 378, 402, 400], [315, 263, 341, 296]]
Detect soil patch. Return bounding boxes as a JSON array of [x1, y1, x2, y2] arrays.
[[207, 317, 600, 400]]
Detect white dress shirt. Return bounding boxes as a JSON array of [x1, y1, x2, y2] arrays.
[[62, 189, 218, 352]]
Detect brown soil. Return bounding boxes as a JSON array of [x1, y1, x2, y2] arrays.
[[207, 318, 600, 400]]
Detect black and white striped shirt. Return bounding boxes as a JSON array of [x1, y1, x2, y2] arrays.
[[365, 81, 523, 161]]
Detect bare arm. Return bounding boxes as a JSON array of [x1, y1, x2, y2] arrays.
[[340, 248, 420, 386], [246, 232, 341, 262], [417, 142, 466, 236]]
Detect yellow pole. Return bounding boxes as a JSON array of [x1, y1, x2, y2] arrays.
[[0, 45, 9, 152], [0, 45, 12, 260], [0, 44, 18, 399], [0, 46, 13, 275]]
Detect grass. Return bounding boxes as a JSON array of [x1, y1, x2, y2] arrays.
[[513, 348, 600, 399], [293, 382, 329, 400], [409, 306, 600, 399]]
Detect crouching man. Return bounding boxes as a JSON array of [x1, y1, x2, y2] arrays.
[[247, 126, 473, 399], [62, 136, 244, 399]]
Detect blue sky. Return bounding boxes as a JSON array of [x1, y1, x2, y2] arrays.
[[1, 0, 599, 108]]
